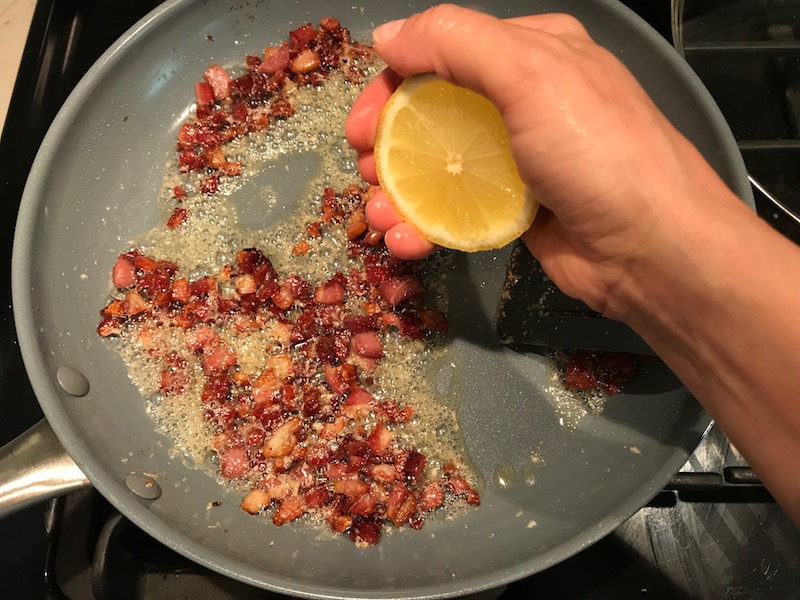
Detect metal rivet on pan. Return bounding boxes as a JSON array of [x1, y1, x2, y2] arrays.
[[125, 473, 162, 500], [56, 366, 90, 397]]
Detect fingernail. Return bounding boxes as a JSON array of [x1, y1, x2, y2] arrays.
[[373, 20, 404, 45]]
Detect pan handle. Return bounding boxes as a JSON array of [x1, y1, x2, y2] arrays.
[[0, 419, 91, 517]]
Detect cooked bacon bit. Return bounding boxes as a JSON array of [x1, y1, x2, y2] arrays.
[[220, 447, 248, 479], [403, 450, 426, 482], [160, 355, 189, 396], [366, 422, 393, 455], [178, 150, 204, 173], [321, 187, 343, 222], [291, 49, 321, 74], [168, 278, 189, 304], [266, 353, 294, 380], [259, 43, 291, 75], [132, 254, 156, 272], [202, 342, 237, 375], [201, 374, 231, 406], [351, 331, 383, 359], [564, 351, 638, 396], [386, 483, 414, 526], [418, 482, 445, 512], [323, 364, 348, 395], [219, 160, 242, 176], [306, 221, 322, 238], [329, 513, 353, 534], [137, 264, 174, 300], [272, 284, 294, 311], [349, 515, 381, 547], [172, 185, 187, 200], [313, 278, 346, 304], [291, 240, 311, 255], [194, 81, 215, 106], [190, 275, 216, 298], [363, 229, 384, 246], [378, 277, 424, 306], [241, 489, 272, 514], [205, 146, 226, 169], [377, 400, 414, 424], [159, 369, 187, 396], [344, 386, 373, 407], [204, 64, 233, 101], [348, 492, 378, 516], [235, 248, 269, 274], [167, 207, 190, 229], [289, 24, 317, 50], [232, 371, 250, 387], [333, 479, 370, 498], [342, 314, 378, 333], [284, 274, 312, 299], [346, 208, 368, 240], [231, 101, 248, 124], [235, 274, 257, 295], [123, 291, 148, 316], [200, 175, 219, 195], [300, 485, 328, 508], [370, 464, 398, 484], [266, 320, 293, 346], [272, 496, 306, 526], [263, 416, 302, 458], [270, 97, 295, 119], [112, 255, 136, 289], [445, 464, 481, 506], [187, 325, 220, 353], [393, 495, 417, 527], [97, 316, 123, 337], [101, 299, 126, 319], [319, 16, 340, 32]]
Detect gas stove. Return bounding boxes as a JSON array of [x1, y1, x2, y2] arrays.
[[1, 1, 798, 598]]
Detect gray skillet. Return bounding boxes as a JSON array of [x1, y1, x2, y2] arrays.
[[6, 0, 751, 598]]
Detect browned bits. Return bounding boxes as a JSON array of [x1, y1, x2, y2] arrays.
[[306, 221, 322, 238], [320, 16, 340, 32], [98, 17, 481, 547], [363, 229, 384, 246], [346, 208, 368, 240], [291, 49, 321, 74], [241, 489, 272, 514], [291, 240, 311, 255]]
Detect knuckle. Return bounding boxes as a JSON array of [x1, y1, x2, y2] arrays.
[[551, 13, 590, 37], [418, 4, 481, 37]]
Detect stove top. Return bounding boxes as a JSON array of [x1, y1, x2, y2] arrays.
[[1, 1, 798, 598]]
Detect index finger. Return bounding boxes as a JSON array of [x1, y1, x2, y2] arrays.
[[371, 7, 593, 113], [345, 68, 403, 152]]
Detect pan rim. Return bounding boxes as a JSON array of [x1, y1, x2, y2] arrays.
[[11, 0, 746, 597]]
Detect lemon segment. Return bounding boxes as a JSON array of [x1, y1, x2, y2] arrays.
[[374, 74, 538, 252]]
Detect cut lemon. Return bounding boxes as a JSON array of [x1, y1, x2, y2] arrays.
[[374, 74, 538, 252]]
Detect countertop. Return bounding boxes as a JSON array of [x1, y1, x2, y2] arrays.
[[0, 0, 36, 137]]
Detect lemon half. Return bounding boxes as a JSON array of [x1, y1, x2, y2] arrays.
[[374, 74, 538, 252]]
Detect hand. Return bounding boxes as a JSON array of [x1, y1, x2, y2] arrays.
[[345, 5, 717, 319]]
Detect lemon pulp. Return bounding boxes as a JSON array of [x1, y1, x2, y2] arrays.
[[374, 74, 538, 252]]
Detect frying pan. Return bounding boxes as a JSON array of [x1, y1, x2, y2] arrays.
[[2, 0, 752, 597]]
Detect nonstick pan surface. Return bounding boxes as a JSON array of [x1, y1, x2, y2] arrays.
[[11, 0, 751, 597]]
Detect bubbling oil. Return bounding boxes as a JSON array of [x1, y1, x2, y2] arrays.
[[109, 65, 480, 499]]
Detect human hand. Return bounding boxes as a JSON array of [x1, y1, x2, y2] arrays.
[[345, 5, 718, 319]]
